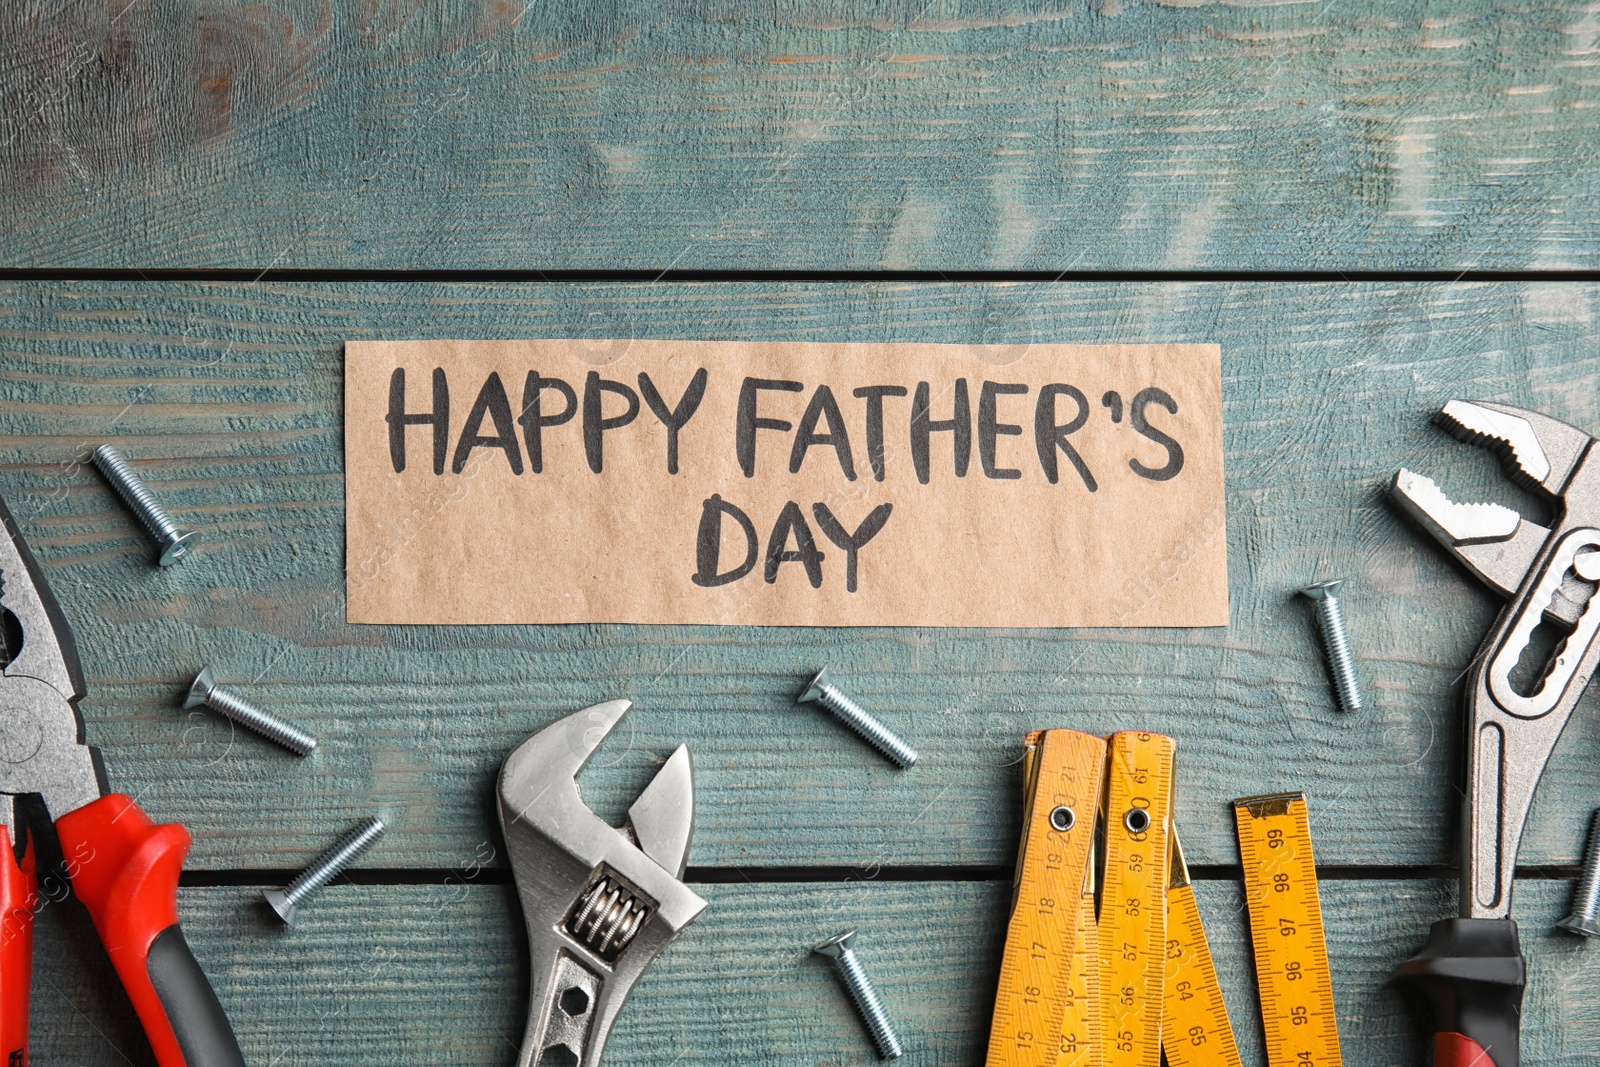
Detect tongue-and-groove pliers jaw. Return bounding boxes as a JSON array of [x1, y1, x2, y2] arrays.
[[1391, 400, 1600, 1067], [0, 490, 245, 1067]]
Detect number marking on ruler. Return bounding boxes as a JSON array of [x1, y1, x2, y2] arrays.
[[1058, 807, 1101, 1067], [1161, 830, 1242, 1067], [1232, 793, 1342, 1067], [986, 729, 1107, 1067], [1097, 731, 1175, 1067]]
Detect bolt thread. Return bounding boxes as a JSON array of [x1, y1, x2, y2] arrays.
[[203, 685, 317, 756], [832, 950, 903, 1060], [1313, 596, 1363, 712], [817, 685, 918, 768], [92, 445, 182, 542], [1562, 810, 1600, 933], [284, 818, 385, 906]]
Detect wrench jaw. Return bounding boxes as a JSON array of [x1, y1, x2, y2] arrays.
[[498, 703, 708, 1067]]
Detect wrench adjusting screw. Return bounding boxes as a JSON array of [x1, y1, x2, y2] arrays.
[[265, 817, 385, 926], [1300, 579, 1363, 712], [798, 667, 918, 768], [91, 444, 198, 567], [185, 666, 317, 756], [814, 929, 904, 1060], [1559, 809, 1600, 938]]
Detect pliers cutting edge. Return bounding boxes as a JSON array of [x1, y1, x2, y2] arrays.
[[0, 490, 244, 1066], [1391, 400, 1600, 1067]]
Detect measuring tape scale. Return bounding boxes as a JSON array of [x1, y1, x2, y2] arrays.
[[1160, 829, 1242, 1067], [1232, 792, 1343, 1067]]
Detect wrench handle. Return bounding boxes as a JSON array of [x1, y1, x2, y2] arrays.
[[55, 795, 244, 1067], [1396, 918, 1525, 1067], [0, 826, 34, 1066]]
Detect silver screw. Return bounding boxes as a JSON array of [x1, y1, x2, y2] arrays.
[[1559, 809, 1600, 938], [91, 445, 198, 567], [1300, 580, 1363, 712], [185, 667, 317, 756], [814, 930, 904, 1060], [798, 667, 918, 769], [265, 817, 385, 926]]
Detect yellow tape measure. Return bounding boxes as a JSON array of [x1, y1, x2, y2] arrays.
[[1161, 831, 1242, 1067], [986, 729, 1106, 1067], [1058, 841, 1100, 1067], [1232, 793, 1342, 1067], [1097, 731, 1174, 1067]]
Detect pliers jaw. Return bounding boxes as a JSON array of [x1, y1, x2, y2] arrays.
[[497, 701, 706, 1067], [0, 494, 108, 823]]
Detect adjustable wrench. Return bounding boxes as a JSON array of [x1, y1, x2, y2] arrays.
[[497, 701, 707, 1067], [1390, 400, 1600, 1067]]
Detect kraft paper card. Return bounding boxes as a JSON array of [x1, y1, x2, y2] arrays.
[[345, 340, 1227, 627]]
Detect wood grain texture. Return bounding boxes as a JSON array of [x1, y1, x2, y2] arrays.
[[2, 1, 1599, 271], [2, 280, 1600, 870], [23, 878, 1600, 1066]]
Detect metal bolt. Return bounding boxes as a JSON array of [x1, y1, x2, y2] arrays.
[[1300, 580, 1363, 712], [264, 817, 385, 926], [91, 445, 198, 567], [1559, 809, 1600, 938], [814, 930, 904, 1060], [185, 667, 317, 756], [797, 667, 918, 769]]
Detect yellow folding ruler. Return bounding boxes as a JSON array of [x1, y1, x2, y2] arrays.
[[987, 729, 1106, 1067], [1162, 831, 1242, 1067], [1098, 731, 1174, 1067], [1232, 793, 1342, 1067], [991, 730, 1227, 1067]]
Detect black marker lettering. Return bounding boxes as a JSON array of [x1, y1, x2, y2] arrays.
[[1128, 387, 1184, 481], [583, 372, 640, 474], [978, 381, 1028, 480], [451, 372, 523, 474], [812, 503, 893, 593], [692, 494, 759, 587], [386, 367, 449, 474], [638, 368, 708, 475], [1035, 384, 1097, 491], [764, 501, 825, 588], [736, 378, 804, 478], [517, 372, 577, 474], [789, 385, 857, 481], [910, 379, 971, 485], [852, 385, 908, 482]]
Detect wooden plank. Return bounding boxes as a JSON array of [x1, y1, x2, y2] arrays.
[[24, 878, 1600, 1065], [2, 2, 1599, 271], [2, 280, 1599, 869]]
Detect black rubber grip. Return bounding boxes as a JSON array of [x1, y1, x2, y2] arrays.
[[1395, 917, 1525, 1067], [146, 925, 247, 1067]]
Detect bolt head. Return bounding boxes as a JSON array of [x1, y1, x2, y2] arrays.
[[263, 889, 298, 926], [813, 928, 857, 957], [797, 667, 833, 705], [183, 667, 215, 709], [159, 530, 198, 568], [1299, 579, 1345, 601], [1559, 914, 1600, 939]]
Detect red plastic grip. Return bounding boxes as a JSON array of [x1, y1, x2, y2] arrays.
[[1437, 1031, 1497, 1067], [55, 794, 192, 1067], [0, 827, 35, 1067]]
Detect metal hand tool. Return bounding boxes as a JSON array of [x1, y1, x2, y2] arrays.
[[497, 701, 707, 1067], [0, 490, 243, 1066], [1390, 399, 1600, 1067]]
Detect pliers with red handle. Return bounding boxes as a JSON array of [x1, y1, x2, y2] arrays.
[[0, 490, 244, 1066]]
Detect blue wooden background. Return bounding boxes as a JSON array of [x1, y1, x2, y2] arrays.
[[3, 3, 1600, 1065]]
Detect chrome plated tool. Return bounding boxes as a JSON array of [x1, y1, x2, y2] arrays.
[[497, 701, 707, 1067], [1391, 399, 1600, 1067]]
